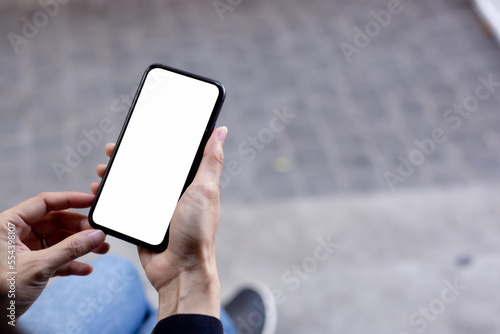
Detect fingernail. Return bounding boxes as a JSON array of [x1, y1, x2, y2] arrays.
[[217, 126, 228, 143], [87, 230, 105, 248]]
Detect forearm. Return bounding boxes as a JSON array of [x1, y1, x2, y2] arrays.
[[157, 258, 221, 321]]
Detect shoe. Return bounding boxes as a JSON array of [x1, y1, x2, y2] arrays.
[[222, 280, 277, 334]]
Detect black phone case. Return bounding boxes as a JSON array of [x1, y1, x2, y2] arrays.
[[88, 63, 226, 252]]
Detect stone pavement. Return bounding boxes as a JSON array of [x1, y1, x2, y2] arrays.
[[1, 0, 500, 333], [215, 184, 500, 334]]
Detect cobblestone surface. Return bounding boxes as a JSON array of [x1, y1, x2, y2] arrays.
[[1, 0, 500, 208]]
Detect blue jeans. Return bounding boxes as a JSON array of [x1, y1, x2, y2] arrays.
[[18, 255, 237, 334]]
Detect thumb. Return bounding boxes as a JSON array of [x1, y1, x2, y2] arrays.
[[43, 230, 106, 272], [193, 126, 227, 188]]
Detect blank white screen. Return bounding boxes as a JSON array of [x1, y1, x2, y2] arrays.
[[92, 68, 220, 246]]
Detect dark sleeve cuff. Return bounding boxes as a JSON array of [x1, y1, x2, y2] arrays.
[[152, 314, 223, 334]]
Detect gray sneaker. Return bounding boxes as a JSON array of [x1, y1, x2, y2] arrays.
[[223, 280, 277, 334]]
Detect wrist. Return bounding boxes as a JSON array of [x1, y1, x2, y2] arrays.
[[157, 258, 220, 321]]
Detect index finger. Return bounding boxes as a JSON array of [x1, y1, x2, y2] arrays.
[[10, 192, 95, 226]]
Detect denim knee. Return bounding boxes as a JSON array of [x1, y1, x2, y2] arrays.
[[88, 255, 143, 294]]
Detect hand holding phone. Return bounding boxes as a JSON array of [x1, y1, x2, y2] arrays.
[[89, 64, 226, 252], [92, 126, 227, 319]]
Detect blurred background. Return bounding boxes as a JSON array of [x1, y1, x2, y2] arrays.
[[1, 0, 500, 333]]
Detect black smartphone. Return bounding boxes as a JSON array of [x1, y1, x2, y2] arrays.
[[89, 64, 225, 252]]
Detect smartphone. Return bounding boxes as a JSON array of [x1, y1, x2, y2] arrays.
[[89, 64, 225, 252]]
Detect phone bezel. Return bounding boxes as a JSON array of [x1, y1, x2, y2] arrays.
[[88, 63, 226, 252]]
